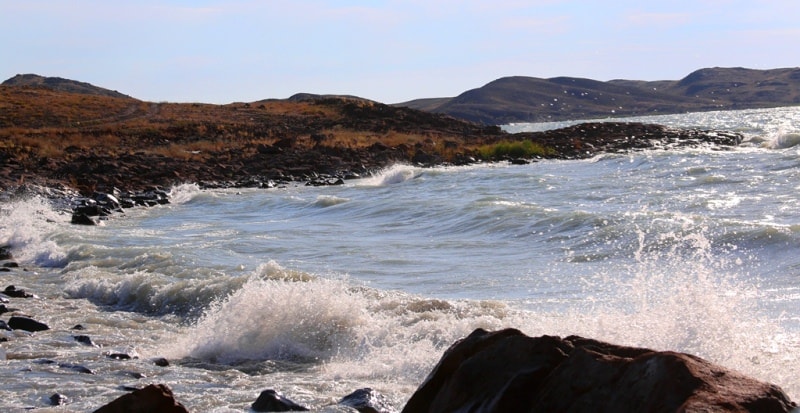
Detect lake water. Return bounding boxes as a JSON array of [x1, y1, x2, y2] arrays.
[[1, 106, 799, 411]]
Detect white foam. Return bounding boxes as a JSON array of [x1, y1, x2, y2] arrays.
[[0, 196, 68, 267], [356, 164, 418, 186], [168, 183, 203, 204]]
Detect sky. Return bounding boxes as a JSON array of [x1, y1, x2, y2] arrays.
[[2, 1, 798, 104]]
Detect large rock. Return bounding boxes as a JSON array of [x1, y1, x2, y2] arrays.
[[402, 328, 796, 413], [93, 384, 188, 413]]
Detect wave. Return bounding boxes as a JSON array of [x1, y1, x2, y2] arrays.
[[761, 132, 800, 149], [0, 196, 69, 267], [356, 164, 419, 186], [150, 249, 799, 398], [168, 183, 204, 204]]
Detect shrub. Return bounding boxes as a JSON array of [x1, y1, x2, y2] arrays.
[[477, 140, 555, 160]]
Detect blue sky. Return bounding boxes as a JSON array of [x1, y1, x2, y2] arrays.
[[2, 1, 798, 104]]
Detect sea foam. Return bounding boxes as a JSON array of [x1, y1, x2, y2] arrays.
[[0, 196, 68, 267]]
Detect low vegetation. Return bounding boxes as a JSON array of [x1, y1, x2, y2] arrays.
[[476, 140, 556, 160]]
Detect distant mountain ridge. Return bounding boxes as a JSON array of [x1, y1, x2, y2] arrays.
[[1, 73, 131, 99], [398, 67, 800, 124]]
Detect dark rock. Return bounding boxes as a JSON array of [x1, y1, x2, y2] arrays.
[[0, 245, 12, 260], [73, 335, 100, 347], [58, 363, 96, 375], [107, 352, 136, 360], [2, 261, 18, 268], [71, 324, 86, 330], [93, 383, 189, 413], [339, 388, 396, 413], [153, 357, 170, 367], [401, 328, 797, 413], [71, 212, 98, 225], [8, 316, 50, 332], [0, 304, 19, 315], [0, 320, 11, 331], [3, 285, 36, 298], [0, 268, 10, 272], [49, 393, 69, 406], [251, 389, 310, 412]]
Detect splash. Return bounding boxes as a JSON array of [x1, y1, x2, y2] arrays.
[[162, 276, 365, 364], [356, 164, 418, 186], [0, 196, 68, 267], [168, 183, 203, 204]]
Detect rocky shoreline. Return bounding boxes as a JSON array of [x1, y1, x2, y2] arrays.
[[2, 118, 745, 226], [5, 91, 792, 411]]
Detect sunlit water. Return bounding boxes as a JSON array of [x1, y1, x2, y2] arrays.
[[2, 106, 800, 411]]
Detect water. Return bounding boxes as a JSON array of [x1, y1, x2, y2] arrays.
[[2, 106, 800, 411]]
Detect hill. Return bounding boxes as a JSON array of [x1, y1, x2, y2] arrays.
[[1, 74, 131, 99], [398, 67, 800, 124], [0, 76, 742, 196]]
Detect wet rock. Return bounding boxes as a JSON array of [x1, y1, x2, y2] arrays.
[[58, 363, 96, 375], [339, 388, 396, 413], [3, 285, 36, 298], [402, 328, 796, 413], [251, 389, 310, 412], [8, 316, 50, 332], [106, 352, 136, 360], [153, 357, 170, 367], [94, 383, 189, 413], [71, 212, 98, 225], [0, 304, 19, 315], [1, 261, 18, 268], [73, 335, 100, 347], [0, 245, 11, 260], [49, 393, 69, 406]]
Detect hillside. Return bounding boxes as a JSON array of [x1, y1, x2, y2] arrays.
[[398, 67, 800, 124], [2, 73, 131, 99], [0, 76, 742, 196]]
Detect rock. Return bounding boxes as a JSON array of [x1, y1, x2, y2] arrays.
[[73, 335, 100, 347], [152, 357, 170, 367], [3, 285, 36, 298], [339, 388, 396, 413], [251, 389, 310, 412], [106, 352, 136, 360], [0, 320, 11, 331], [8, 316, 50, 332], [71, 212, 98, 225], [93, 383, 189, 413], [50, 393, 69, 406], [2, 261, 18, 268], [402, 328, 797, 413], [58, 362, 96, 375], [0, 245, 11, 260], [0, 304, 19, 315]]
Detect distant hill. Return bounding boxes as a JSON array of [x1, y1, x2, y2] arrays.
[[1, 74, 132, 99], [397, 67, 800, 124]]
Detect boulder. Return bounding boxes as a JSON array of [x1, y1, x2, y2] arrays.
[[3, 285, 36, 298], [93, 383, 189, 413], [0, 245, 11, 260], [339, 388, 396, 413], [251, 389, 309, 412], [402, 328, 796, 413], [8, 316, 50, 332]]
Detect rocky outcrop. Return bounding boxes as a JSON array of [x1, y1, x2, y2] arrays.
[[402, 328, 796, 413]]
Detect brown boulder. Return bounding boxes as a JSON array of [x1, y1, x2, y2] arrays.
[[93, 384, 189, 413], [402, 328, 796, 413]]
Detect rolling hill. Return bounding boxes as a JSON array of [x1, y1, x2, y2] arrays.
[[397, 67, 800, 124]]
